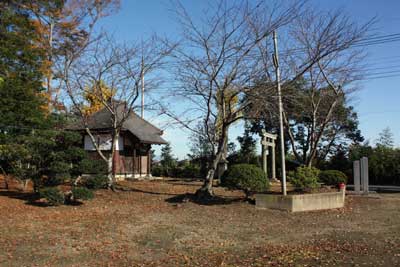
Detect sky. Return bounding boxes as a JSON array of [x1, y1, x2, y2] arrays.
[[99, 0, 400, 159]]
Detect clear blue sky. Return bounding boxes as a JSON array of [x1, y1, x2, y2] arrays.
[[100, 0, 400, 159]]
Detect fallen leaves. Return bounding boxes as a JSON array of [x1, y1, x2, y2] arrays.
[[0, 178, 399, 266]]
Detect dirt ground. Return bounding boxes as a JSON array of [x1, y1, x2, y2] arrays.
[[0, 178, 399, 267]]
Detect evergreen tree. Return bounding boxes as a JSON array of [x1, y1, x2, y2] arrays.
[[237, 128, 258, 164], [150, 149, 156, 163], [376, 127, 394, 148], [160, 143, 176, 167], [0, 4, 87, 193], [0, 2, 46, 131], [188, 122, 214, 160], [160, 143, 177, 177]]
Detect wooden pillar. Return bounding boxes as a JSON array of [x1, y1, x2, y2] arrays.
[[133, 148, 136, 175], [139, 144, 142, 177], [272, 143, 276, 180], [147, 147, 151, 176], [112, 150, 120, 175]]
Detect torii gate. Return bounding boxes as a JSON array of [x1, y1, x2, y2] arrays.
[[260, 129, 278, 182]]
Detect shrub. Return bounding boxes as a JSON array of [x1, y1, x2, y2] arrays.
[[221, 164, 269, 197], [171, 166, 184, 178], [151, 165, 164, 177], [182, 164, 201, 179], [39, 187, 65, 206], [162, 165, 176, 177], [78, 158, 107, 174], [83, 175, 108, 190], [45, 161, 71, 186], [290, 166, 320, 191], [319, 170, 348, 185], [287, 170, 295, 181], [72, 187, 94, 201], [152, 164, 201, 179], [44, 174, 69, 187]]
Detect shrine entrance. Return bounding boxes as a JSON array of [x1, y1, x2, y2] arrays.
[[260, 129, 279, 182]]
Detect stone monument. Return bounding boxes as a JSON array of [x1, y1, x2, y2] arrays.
[[353, 157, 369, 195]]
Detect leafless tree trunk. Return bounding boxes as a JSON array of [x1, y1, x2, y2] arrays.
[[161, 0, 304, 198], [246, 8, 374, 166], [59, 33, 174, 188], [285, 9, 372, 166]]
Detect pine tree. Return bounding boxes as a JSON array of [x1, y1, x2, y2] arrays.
[[160, 143, 176, 168], [376, 127, 394, 148], [0, 2, 47, 130], [237, 125, 258, 164]]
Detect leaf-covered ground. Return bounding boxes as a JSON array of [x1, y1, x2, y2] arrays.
[[0, 178, 399, 266]]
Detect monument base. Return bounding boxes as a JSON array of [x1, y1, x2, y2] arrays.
[[255, 189, 345, 212]]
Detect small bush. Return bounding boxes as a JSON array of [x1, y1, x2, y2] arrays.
[[44, 174, 69, 187], [319, 170, 348, 185], [287, 170, 295, 181], [39, 187, 65, 206], [152, 164, 201, 179], [78, 159, 107, 174], [221, 164, 269, 197], [290, 166, 320, 191], [162, 166, 176, 177], [43, 161, 71, 186], [182, 164, 201, 178], [72, 187, 94, 201], [171, 166, 184, 178], [83, 175, 108, 190], [151, 165, 163, 177]]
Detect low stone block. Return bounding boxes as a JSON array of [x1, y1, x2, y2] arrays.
[[255, 191, 345, 212]]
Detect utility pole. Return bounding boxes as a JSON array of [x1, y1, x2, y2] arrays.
[[141, 54, 145, 119], [272, 30, 287, 196]]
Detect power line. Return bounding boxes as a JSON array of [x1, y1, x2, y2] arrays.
[[362, 64, 400, 71], [359, 73, 400, 80], [153, 32, 400, 69]]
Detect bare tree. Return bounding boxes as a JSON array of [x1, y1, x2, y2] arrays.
[[247, 8, 374, 166], [59, 34, 174, 188], [161, 0, 304, 198]]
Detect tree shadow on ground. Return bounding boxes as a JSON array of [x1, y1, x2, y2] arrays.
[[114, 185, 178, 196], [115, 183, 247, 206], [0, 190, 37, 201], [0, 190, 83, 207], [163, 178, 204, 187], [164, 181, 202, 187], [165, 193, 247, 206], [0, 190, 49, 207], [116, 181, 250, 206]]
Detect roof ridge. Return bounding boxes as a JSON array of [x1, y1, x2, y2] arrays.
[[129, 111, 162, 133]]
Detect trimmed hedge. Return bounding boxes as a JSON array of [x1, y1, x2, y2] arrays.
[[39, 187, 65, 206], [72, 187, 94, 201], [83, 174, 108, 190], [173, 164, 201, 179], [319, 170, 348, 185], [78, 158, 107, 174], [151, 164, 201, 179], [290, 166, 320, 191], [221, 164, 269, 197]]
